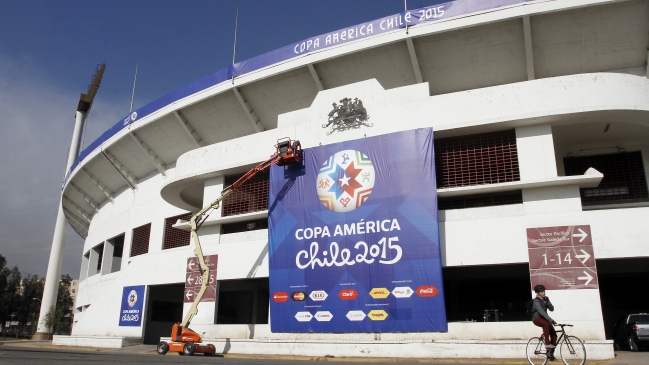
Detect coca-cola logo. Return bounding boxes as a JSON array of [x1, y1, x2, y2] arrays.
[[273, 292, 289, 302], [292, 291, 306, 301], [338, 289, 358, 300], [416, 285, 438, 297]]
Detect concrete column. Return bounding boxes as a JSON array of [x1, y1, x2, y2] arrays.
[[34, 110, 87, 339], [515, 124, 557, 181]]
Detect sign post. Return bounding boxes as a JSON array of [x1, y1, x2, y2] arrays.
[[183, 255, 218, 303], [527, 225, 599, 290]]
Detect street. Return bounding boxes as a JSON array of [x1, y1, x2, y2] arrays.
[[0, 342, 648, 364]]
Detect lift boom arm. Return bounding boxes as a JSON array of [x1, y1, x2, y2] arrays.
[[179, 138, 301, 330]]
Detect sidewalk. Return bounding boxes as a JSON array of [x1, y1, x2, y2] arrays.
[[3, 339, 641, 364]]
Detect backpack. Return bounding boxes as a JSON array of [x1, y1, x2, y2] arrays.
[[526, 297, 538, 319]]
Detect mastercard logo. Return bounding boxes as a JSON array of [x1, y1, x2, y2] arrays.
[[292, 291, 306, 301]]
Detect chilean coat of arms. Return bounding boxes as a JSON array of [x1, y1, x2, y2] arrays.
[[323, 97, 372, 135]]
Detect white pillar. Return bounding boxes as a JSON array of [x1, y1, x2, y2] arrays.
[[34, 111, 87, 339]]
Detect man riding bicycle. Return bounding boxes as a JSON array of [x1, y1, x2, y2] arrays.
[[531, 284, 558, 361]]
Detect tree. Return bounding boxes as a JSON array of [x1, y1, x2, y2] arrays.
[[56, 274, 74, 334], [16, 274, 44, 332], [0, 255, 21, 333]]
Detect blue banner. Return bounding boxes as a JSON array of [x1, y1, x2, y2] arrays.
[[64, 0, 534, 184], [268, 128, 446, 332], [118, 285, 145, 326]]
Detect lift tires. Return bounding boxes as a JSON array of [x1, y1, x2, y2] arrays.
[[156, 341, 169, 355], [204, 344, 216, 356], [183, 342, 196, 356]]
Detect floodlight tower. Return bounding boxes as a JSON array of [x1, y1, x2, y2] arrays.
[[33, 64, 105, 340]]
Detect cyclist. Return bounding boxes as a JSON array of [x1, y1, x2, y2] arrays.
[[531, 284, 558, 361]]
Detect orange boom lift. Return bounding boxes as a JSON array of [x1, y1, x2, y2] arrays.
[[156, 138, 302, 356]]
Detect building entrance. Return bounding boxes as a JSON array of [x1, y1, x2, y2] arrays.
[[143, 283, 184, 344], [443, 263, 531, 322], [597, 257, 649, 340]]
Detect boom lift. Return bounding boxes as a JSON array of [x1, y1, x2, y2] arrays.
[[157, 138, 302, 356]]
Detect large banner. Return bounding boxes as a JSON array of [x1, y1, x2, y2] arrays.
[[268, 128, 446, 332], [119, 285, 146, 326]]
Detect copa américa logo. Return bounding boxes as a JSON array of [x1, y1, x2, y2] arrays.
[[127, 290, 138, 307], [317, 150, 375, 212]]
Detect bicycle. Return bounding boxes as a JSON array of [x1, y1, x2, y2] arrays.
[[526, 324, 586, 365]]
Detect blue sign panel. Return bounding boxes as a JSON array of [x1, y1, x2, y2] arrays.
[[268, 128, 446, 332], [118, 285, 145, 326]]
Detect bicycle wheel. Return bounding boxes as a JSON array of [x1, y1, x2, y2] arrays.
[[526, 337, 548, 365], [560, 335, 586, 365]]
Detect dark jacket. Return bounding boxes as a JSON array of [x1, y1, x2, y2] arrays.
[[531, 296, 555, 323]]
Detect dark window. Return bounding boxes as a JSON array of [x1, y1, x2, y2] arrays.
[[130, 223, 151, 257], [95, 244, 104, 273], [443, 264, 531, 322], [217, 278, 269, 325], [163, 213, 192, 250], [435, 129, 520, 188], [439, 191, 522, 210], [564, 151, 649, 206], [222, 170, 270, 217], [222, 219, 269, 234]]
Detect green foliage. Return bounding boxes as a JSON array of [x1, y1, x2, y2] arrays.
[[0, 254, 21, 326], [0, 254, 73, 335]]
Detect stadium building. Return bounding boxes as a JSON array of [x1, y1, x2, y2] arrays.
[[54, 0, 649, 359]]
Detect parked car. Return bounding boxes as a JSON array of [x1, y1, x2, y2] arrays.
[[614, 313, 649, 351]]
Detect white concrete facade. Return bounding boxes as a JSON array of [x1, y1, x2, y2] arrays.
[[59, 0, 649, 359]]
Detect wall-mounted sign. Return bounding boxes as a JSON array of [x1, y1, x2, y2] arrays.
[[527, 225, 599, 290], [183, 255, 218, 303], [268, 128, 446, 333], [119, 285, 146, 326]]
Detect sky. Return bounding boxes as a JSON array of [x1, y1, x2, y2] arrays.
[[0, 0, 446, 279]]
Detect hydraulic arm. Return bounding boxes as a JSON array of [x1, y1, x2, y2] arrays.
[[157, 138, 302, 356]]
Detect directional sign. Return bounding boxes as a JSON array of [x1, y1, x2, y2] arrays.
[[184, 254, 218, 303], [530, 267, 599, 289], [527, 225, 598, 290]]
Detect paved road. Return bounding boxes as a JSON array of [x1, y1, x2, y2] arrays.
[[0, 342, 648, 364]]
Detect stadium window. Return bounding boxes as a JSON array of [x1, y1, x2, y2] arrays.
[[564, 151, 649, 206], [438, 191, 523, 210], [221, 218, 269, 234], [102, 233, 124, 274], [162, 213, 192, 250], [88, 243, 104, 277], [80, 252, 90, 281], [434, 129, 520, 188], [222, 170, 270, 217], [130, 223, 151, 257]]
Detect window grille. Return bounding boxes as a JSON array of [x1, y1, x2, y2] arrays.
[[439, 191, 523, 210], [222, 170, 270, 217], [222, 218, 269, 234], [163, 213, 192, 250], [435, 129, 520, 188], [130, 223, 151, 257], [564, 151, 649, 206]]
